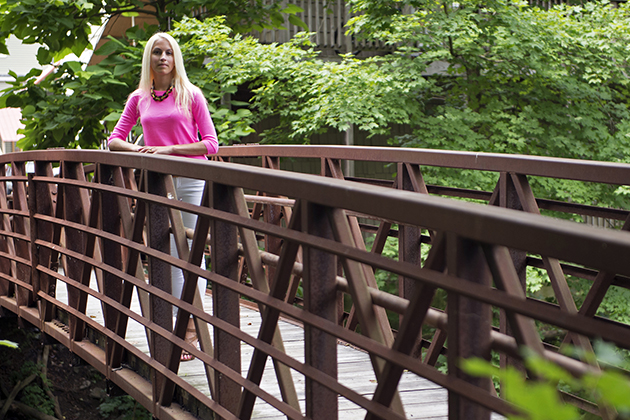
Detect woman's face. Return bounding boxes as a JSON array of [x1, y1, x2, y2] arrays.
[[150, 38, 175, 79]]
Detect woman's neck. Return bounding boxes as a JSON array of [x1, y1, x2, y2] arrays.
[[153, 76, 173, 91]]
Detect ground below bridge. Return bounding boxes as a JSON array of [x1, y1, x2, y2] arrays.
[[0, 316, 146, 420]]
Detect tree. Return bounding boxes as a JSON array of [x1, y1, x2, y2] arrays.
[[0, 0, 298, 61], [343, 0, 630, 207], [0, 0, 306, 149], [172, 16, 429, 144], [0, 12, 424, 150]]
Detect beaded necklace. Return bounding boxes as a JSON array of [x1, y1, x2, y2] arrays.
[[151, 82, 174, 102]]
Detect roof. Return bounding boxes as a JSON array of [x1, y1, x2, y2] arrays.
[[0, 107, 24, 142]]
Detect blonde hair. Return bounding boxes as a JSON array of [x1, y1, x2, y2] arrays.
[[137, 32, 199, 118]]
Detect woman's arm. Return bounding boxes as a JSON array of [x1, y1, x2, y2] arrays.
[[108, 139, 141, 152], [145, 142, 209, 156], [192, 89, 219, 155], [107, 93, 141, 152]]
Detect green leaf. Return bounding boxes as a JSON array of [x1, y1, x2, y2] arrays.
[[71, 38, 91, 57], [94, 40, 123, 56], [103, 112, 122, 122], [234, 126, 255, 136], [80, 66, 110, 76], [65, 61, 83, 74], [460, 357, 499, 377], [22, 105, 36, 116], [236, 108, 252, 117], [57, 17, 74, 29], [588, 371, 630, 408], [524, 354, 575, 384], [102, 78, 129, 87], [288, 14, 308, 31], [113, 62, 135, 76], [36, 47, 51, 65], [82, 93, 103, 100], [281, 4, 303, 14], [6, 95, 21, 108]]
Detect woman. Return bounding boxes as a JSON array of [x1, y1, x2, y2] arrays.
[[108, 32, 218, 361]]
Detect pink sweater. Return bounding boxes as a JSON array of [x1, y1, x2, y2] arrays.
[[108, 88, 219, 159]]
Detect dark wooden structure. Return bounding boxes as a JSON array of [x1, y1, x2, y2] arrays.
[[0, 146, 629, 420]]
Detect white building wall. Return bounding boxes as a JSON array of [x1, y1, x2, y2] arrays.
[[0, 36, 43, 91]]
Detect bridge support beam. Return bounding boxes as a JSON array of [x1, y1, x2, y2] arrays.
[[447, 235, 492, 420], [146, 171, 173, 405], [211, 182, 241, 417], [303, 202, 338, 419]]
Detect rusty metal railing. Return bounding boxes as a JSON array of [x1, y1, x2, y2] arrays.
[[0, 148, 628, 420]]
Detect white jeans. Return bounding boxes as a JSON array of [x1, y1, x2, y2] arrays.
[[170, 177, 207, 317]]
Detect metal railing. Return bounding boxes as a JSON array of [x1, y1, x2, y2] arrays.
[[0, 147, 628, 420]]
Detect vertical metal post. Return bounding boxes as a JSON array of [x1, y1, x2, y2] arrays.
[[146, 171, 172, 403], [397, 163, 424, 327], [303, 202, 338, 419], [29, 163, 56, 324], [211, 182, 241, 417], [62, 162, 88, 340], [27, 173, 40, 307], [496, 173, 527, 374], [447, 234, 492, 420], [262, 157, 283, 289], [0, 164, 12, 298], [12, 161, 33, 313], [344, 123, 354, 177], [99, 165, 124, 357]]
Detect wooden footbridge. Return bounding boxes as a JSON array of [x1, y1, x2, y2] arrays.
[[1, 146, 629, 420]]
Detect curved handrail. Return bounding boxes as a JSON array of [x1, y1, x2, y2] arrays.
[[216, 144, 630, 184]]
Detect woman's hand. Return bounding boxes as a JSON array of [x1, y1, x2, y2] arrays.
[[138, 145, 174, 154]]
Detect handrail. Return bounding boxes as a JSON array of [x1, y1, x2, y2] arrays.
[[0, 148, 627, 420], [216, 145, 630, 229], [217, 144, 630, 184]]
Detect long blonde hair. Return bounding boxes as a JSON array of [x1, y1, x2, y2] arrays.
[[137, 32, 198, 118]]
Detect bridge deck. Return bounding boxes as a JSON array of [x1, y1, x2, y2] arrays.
[[55, 278, 455, 419]]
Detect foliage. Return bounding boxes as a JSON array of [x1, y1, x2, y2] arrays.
[[2, 13, 431, 150], [11, 361, 56, 416], [172, 17, 429, 144], [364, 230, 399, 294], [345, 0, 630, 208], [2, 28, 145, 150], [0, 0, 297, 64], [21, 383, 56, 416], [596, 286, 630, 325], [3, 13, 422, 148], [462, 343, 630, 419], [98, 395, 151, 420], [0, 0, 307, 149]]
